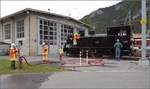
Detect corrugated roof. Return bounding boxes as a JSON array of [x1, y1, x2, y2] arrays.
[[0, 8, 91, 28]]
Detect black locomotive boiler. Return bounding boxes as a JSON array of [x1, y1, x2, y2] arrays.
[[64, 26, 132, 57]]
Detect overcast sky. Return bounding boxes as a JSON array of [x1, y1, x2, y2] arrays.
[[1, 0, 121, 19]]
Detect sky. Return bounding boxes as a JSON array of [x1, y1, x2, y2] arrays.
[[0, 0, 121, 19]]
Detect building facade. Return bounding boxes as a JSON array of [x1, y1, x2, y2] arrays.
[[0, 8, 90, 56]]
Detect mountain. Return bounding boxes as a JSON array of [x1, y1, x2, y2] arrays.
[[80, 0, 150, 33]]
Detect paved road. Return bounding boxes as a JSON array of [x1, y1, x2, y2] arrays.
[[39, 71, 149, 89], [0, 57, 149, 89], [39, 60, 150, 89], [1, 71, 149, 89]]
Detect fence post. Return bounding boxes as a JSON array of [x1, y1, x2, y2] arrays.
[[80, 51, 82, 66], [86, 50, 89, 64]]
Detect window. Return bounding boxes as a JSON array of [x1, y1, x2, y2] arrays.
[[61, 24, 73, 46], [39, 18, 57, 45], [17, 20, 24, 38], [40, 20, 43, 24], [40, 25, 43, 29], [78, 30, 85, 37], [18, 40, 23, 46], [77, 28, 85, 37], [4, 24, 11, 39]]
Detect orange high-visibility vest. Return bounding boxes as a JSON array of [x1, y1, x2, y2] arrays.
[[9, 48, 16, 61], [73, 34, 80, 45], [76, 35, 80, 39], [74, 34, 80, 40], [14, 48, 18, 58], [42, 46, 48, 55]]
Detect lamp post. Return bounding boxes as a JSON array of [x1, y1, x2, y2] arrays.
[[139, 0, 149, 65], [48, 9, 50, 57]]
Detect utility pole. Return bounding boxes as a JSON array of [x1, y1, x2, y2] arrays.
[[139, 0, 149, 65], [48, 9, 50, 57], [128, 9, 134, 38], [128, 9, 132, 26], [0, 0, 1, 18]]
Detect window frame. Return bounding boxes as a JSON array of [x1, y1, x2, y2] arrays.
[[16, 20, 24, 38], [4, 23, 11, 40], [39, 18, 57, 45]]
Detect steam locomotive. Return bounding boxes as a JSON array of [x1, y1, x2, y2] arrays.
[[64, 26, 132, 57]]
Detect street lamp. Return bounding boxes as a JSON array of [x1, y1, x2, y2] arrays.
[[47, 22, 50, 57], [139, 0, 149, 65]]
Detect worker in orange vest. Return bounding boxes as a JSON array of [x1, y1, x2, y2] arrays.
[[41, 42, 48, 63], [9, 43, 17, 69], [73, 33, 80, 45]]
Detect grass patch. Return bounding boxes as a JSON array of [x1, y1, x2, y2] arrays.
[[0, 59, 63, 75]]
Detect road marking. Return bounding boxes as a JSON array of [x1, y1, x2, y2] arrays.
[[78, 70, 149, 73]]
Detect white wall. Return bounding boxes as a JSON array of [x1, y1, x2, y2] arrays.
[[0, 22, 2, 41]]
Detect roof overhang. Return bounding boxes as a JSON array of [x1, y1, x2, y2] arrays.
[[0, 8, 91, 29], [0, 42, 10, 45]]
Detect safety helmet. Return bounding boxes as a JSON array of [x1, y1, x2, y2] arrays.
[[42, 42, 45, 45], [117, 39, 120, 42], [11, 43, 15, 47], [74, 33, 78, 35]]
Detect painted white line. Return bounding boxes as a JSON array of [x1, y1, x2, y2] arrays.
[[78, 70, 149, 73]]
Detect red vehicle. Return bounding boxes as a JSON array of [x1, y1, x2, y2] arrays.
[[133, 38, 150, 48]]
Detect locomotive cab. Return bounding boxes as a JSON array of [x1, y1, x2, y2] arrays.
[[107, 26, 131, 55]]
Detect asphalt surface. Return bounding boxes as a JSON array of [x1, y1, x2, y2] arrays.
[[0, 56, 149, 89], [39, 71, 149, 89], [0, 73, 52, 89]]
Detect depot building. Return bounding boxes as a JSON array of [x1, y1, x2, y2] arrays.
[[0, 8, 90, 56]]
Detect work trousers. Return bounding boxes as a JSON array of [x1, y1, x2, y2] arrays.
[[11, 61, 16, 69], [115, 48, 121, 61], [59, 54, 63, 65]]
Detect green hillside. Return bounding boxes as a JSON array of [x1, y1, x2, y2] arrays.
[[80, 0, 150, 33]]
